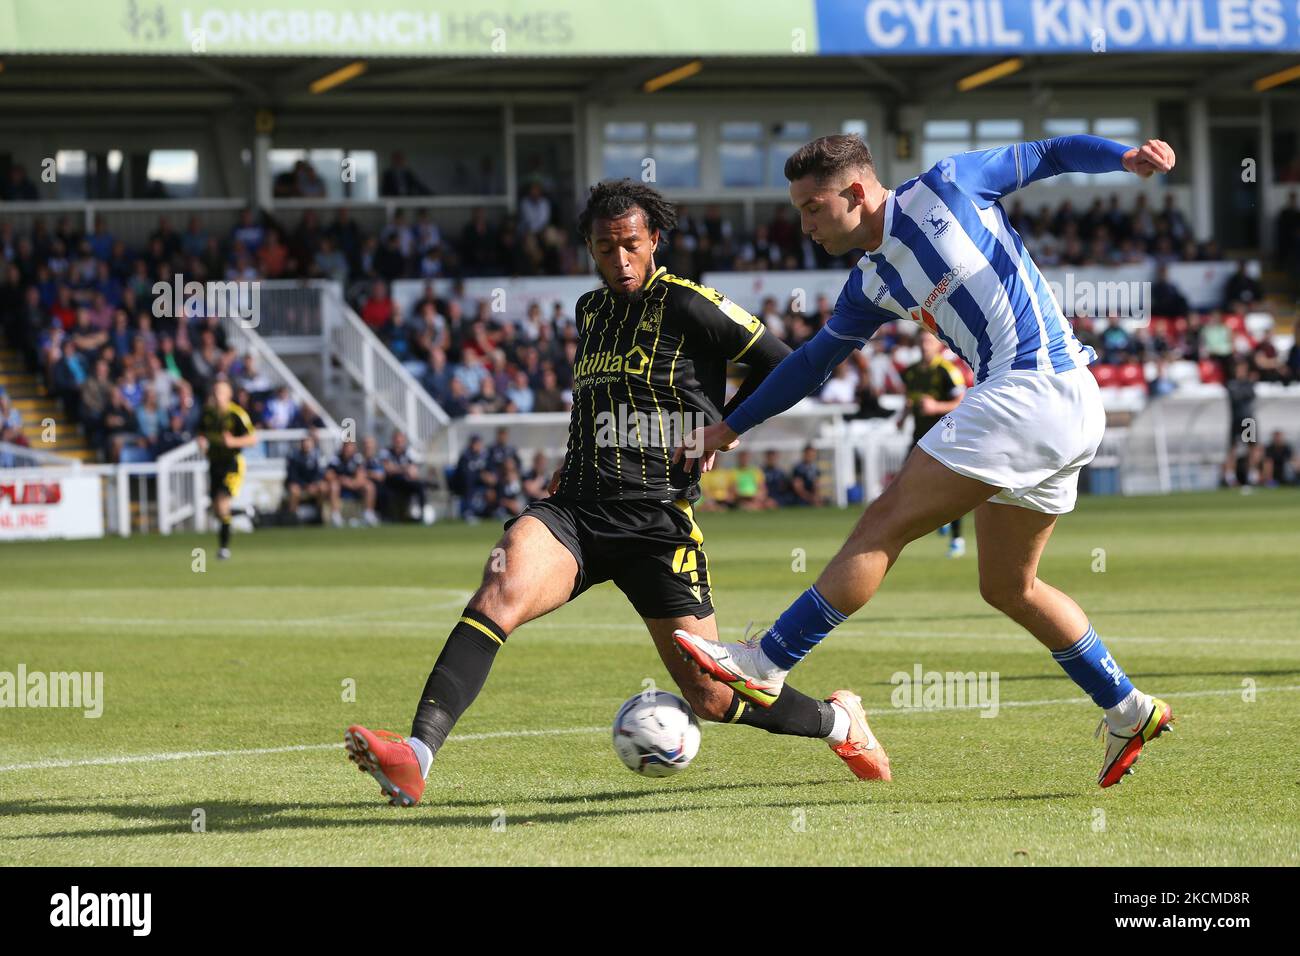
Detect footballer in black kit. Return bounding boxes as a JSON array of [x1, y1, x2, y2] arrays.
[[344, 180, 864, 806]]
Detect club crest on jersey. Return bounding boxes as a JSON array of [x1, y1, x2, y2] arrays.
[[921, 204, 951, 239], [637, 304, 664, 333]]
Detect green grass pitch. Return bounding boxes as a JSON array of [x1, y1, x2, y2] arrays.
[[2, 489, 1297, 866]]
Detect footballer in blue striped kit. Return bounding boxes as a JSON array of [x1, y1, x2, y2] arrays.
[[674, 131, 1177, 788]]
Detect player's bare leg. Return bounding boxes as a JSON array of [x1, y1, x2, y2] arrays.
[[649, 614, 889, 779], [346, 515, 578, 805], [973, 502, 1173, 786], [676, 448, 994, 704]]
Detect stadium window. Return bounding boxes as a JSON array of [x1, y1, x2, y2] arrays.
[[270, 148, 376, 200], [601, 121, 648, 180], [652, 122, 700, 188], [720, 121, 764, 188], [767, 121, 812, 187], [344, 150, 378, 200], [974, 119, 1023, 149], [602, 121, 699, 187], [54, 150, 88, 200], [145, 149, 199, 199], [841, 119, 869, 139], [1091, 118, 1141, 185], [921, 119, 971, 170]]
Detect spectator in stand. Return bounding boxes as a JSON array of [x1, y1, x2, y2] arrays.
[[758, 450, 792, 506], [1147, 357, 1176, 398], [262, 385, 298, 430], [361, 280, 395, 333], [325, 439, 379, 527], [0, 391, 25, 447], [819, 361, 858, 404], [790, 444, 823, 506], [1224, 358, 1262, 487], [522, 450, 553, 501], [1150, 264, 1189, 318], [231, 208, 265, 253], [1287, 319, 1300, 384], [379, 430, 428, 523], [1276, 191, 1300, 270], [1221, 261, 1262, 310], [1262, 430, 1296, 486], [459, 207, 502, 277], [2, 164, 40, 201], [155, 411, 195, 456], [381, 151, 431, 197], [1100, 315, 1134, 363], [732, 450, 773, 511], [494, 457, 526, 517], [518, 180, 552, 237], [451, 433, 489, 519], [284, 432, 329, 522]]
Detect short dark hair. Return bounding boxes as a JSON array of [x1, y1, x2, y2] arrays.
[[783, 134, 875, 184], [577, 179, 677, 241]]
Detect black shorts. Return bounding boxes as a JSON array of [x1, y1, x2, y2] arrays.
[[507, 496, 712, 620], [209, 456, 245, 499]]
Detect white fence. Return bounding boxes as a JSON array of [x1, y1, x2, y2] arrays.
[[1120, 383, 1300, 494]]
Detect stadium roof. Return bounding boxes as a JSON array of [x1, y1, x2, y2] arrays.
[[0, 51, 1297, 114]]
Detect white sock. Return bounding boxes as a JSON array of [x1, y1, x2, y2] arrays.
[[1104, 687, 1146, 732], [408, 736, 434, 778], [746, 638, 789, 681], [825, 701, 851, 745]]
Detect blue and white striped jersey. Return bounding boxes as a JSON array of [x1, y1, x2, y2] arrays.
[[727, 135, 1132, 435]]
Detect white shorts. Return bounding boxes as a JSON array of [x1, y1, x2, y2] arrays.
[[917, 365, 1105, 514]]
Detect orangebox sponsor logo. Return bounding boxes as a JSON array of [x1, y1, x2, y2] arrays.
[[50, 886, 151, 936]]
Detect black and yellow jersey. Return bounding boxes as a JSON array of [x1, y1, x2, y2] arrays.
[[901, 355, 966, 438], [201, 401, 255, 466], [556, 266, 787, 503]]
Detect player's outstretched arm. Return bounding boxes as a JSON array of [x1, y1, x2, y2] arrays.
[[946, 135, 1175, 205]]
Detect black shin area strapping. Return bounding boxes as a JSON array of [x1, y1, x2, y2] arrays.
[[726, 684, 835, 738], [410, 608, 506, 755]]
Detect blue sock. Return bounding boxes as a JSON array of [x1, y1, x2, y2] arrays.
[[1051, 625, 1134, 708], [759, 587, 847, 670]]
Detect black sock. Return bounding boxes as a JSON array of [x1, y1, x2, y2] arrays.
[[219, 518, 231, 550], [725, 684, 835, 738], [951, 515, 962, 539], [410, 608, 506, 759]]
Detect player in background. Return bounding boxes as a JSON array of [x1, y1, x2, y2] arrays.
[[899, 331, 968, 557], [198, 379, 256, 560], [675, 134, 1176, 788], [344, 180, 889, 807]]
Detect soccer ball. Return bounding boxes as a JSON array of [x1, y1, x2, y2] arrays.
[[612, 690, 701, 777]]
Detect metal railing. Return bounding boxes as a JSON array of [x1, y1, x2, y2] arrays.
[[0, 441, 82, 470], [320, 282, 451, 446], [219, 308, 343, 438]]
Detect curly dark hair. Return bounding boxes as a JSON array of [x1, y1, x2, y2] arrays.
[[576, 179, 678, 241]]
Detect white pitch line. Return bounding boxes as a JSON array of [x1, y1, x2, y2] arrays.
[[0, 726, 607, 773], [3, 685, 1298, 775]]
